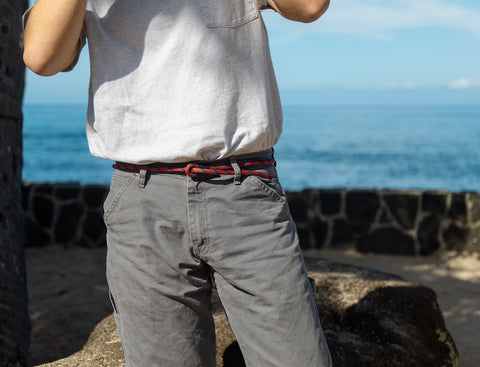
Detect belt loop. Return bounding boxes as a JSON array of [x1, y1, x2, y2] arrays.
[[138, 166, 148, 189], [230, 157, 241, 185]]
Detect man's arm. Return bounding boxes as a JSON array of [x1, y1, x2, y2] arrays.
[[267, 0, 330, 23], [23, 0, 87, 76]]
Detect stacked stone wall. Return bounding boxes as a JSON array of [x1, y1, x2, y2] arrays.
[[22, 183, 480, 255], [289, 189, 480, 255], [23, 183, 108, 248]]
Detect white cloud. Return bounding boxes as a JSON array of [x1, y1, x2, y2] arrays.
[[264, 0, 480, 39], [448, 77, 480, 89]]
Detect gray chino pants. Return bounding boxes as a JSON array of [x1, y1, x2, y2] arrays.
[[103, 150, 332, 367]]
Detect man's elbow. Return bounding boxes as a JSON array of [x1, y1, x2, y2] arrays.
[[23, 47, 64, 77], [24, 55, 54, 76], [299, 0, 330, 23]]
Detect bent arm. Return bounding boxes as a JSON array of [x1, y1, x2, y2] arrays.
[[23, 0, 87, 76], [267, 0, 330, 23]]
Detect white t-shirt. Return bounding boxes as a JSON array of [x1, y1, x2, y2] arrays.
[[35, 0, 284, 164]]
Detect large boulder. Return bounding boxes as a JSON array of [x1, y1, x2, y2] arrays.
[[37, 260, 458, 367]]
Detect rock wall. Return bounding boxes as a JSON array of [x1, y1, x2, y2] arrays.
[[289, 189, 480, 255], [23, 183, 108, 248], [22, 183, 480, 255]]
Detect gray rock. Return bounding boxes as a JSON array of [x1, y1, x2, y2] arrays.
[[418, 214, 441, 255], [346, 191, 380, 234], [331, 218, 356, 247], [448, 193, 467, 222], [470, 193, 480, 224], [33, 195, 55, 228], [307, 259, 458, 367], [55, 184, 82, 201], [320, 190, 342, 216], [81, 211, 107, 247], [383, 193, 419, 230], [36, 260, 458, 367], [443, 223, 470, 251], [54, 203, 84, 243], [25, 217, 51, 248], [422, 192, 447, 215], [311, 218, 329, 249], [82, 186, 108, 209], [357, 227, 416, 255], [286, 191, 310, 222]]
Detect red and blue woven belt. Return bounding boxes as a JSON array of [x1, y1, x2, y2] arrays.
[[113, 158, 276, 179]]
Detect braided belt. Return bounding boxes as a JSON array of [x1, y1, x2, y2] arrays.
[[113, 158, 276, 179]]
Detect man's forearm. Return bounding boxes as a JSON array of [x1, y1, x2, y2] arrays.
[[267, 0, 330, 23], [23, 0, 87, 76]]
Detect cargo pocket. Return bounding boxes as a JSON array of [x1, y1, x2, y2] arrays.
[[201, 0, 259, 28]]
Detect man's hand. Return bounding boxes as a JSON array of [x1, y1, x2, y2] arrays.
[[267, 0, 330, 23], [23, 0, 87, 76]]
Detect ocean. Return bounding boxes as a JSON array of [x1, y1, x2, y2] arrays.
[[22, 104, 480, 193]]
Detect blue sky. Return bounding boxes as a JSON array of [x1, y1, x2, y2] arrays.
[[24, 0, 480, 105]]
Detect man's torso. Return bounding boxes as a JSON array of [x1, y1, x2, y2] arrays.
[[84, 0, 283, 164]]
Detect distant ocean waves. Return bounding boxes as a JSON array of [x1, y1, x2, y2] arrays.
[[22, 104, 480, 193]]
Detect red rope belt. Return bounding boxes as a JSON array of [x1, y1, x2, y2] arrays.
[[113, 159, 276, 179]]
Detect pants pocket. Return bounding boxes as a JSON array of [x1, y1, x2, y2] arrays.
[[103, 170, 135, 225], [244, 165, 288, 204]]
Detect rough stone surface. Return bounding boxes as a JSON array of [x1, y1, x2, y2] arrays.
[[331, 219, 356, 247], [295, 225, 313, 249], [82, 211, 106, 245], [357, 227, 416, 255], [0, 0, 30, 365], [320, 190, 342, 216], [378, 206, 393, 224], [35, 184, 54, 195], [55, 184, 81, 201], [448, 194, 467, 222], [33, 195, 54, 228], [286, 191, 310, 223], [36, 261, 458, 367], [383, 193, 419, 230], [54, 203, 83, 243], [310, 217, 329, 248], [25, 217, 51, 248], [24, 184, 108, 248], [470, 193, 480, 224], [443, 224, 469, 251], [83, 186, 108, 209], [418, 214, 441, 256], [346, 191, 380, 234], [470, 226, 480, 252], [422, 192, 447, 214]]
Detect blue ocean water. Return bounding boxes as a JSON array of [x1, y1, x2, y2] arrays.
[[22, 104, 480, 193]]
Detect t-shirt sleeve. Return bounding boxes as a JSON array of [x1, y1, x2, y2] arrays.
[[62, 24, 86, 72], [22, 6, 87, 73], [257, 0, 275, 11]]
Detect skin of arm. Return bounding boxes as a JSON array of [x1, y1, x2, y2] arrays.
[[267, 0, 330, 23], [23, 0, 87, 76], [23, 0, 327, 76]]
